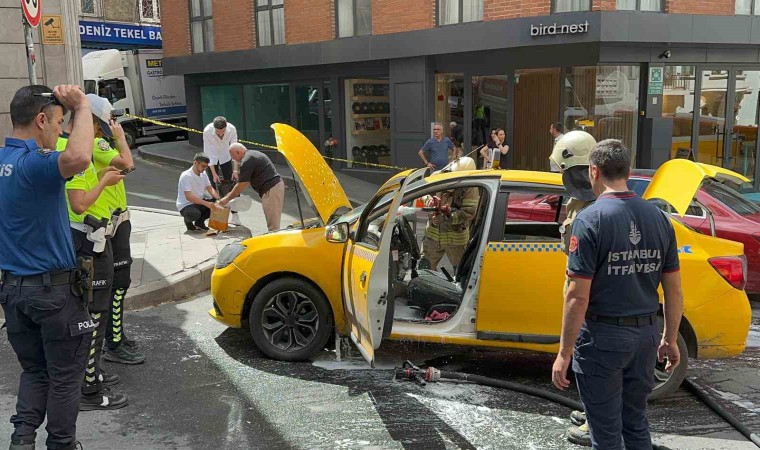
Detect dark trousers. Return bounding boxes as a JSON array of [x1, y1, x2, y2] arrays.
[[0, 275, 93, 449], [71, 229, 114, 395], [180, 204, 211, 226], [106, 220, 132, 350], [572, 320, 659, 450]]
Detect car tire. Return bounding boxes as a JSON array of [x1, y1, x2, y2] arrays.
[[124, 127, 138, 149], [648, 322, 688, 402], [248, 278, 333, 362]]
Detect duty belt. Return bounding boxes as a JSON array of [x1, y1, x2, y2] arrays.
[[585, 312, 658, 327], [71, 215, 110, 252], [110, 208, 130, 234], [0, 269, 74, 287]]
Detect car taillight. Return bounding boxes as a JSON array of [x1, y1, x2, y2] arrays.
[[708, 256, 747, 290]]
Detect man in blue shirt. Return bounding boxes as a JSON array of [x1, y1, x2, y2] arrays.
[[0, 84, 95, 450], [551, 140, 684, 450], [419, 122, 456, 170]]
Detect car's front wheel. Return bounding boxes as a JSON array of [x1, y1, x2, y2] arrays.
[[248, 278, 333, 361], [648, 320, 689, 401]]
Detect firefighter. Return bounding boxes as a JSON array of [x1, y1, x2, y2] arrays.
[[548, 130, 598, 446], [420, 157, 479, 271]]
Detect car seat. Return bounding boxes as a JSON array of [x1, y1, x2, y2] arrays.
[[407, 269, 463, 312]]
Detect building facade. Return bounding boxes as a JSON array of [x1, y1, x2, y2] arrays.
[[78, 0, 162, 53], [0, 0, 82, 139], [163, 0, 760, 186]]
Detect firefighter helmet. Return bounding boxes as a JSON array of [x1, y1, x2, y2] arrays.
[[435, 156, 476, 175], [549, 130, 597, 172]]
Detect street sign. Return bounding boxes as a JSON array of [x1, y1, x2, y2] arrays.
[[42, 15, 63, 45], [21, 0, 41, 27], [648, 66, 664, 95]]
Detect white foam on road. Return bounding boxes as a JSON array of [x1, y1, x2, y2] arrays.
[[746, 324, 760, 348]]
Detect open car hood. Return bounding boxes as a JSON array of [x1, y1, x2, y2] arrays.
[[643, 160, 749, 216], [271, 123, 352, 224]]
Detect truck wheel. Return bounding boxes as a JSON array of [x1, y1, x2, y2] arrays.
[[124, 127, 138, 148], [248, 278, 333, 362], [158, 132, 180, 142], [648, 318, 689, 401]]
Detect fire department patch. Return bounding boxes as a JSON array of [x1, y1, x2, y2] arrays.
[[569, 235, 579, 253]]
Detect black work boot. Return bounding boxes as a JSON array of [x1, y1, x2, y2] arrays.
[[79, 388, 128, 411], [53, 440, 83, 450], [104, 342, 145, 365], [9, 432, 35, 450], [98, 369, 120, 387]]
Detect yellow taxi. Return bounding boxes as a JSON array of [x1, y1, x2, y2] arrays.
[[210, 124, 752, 399]]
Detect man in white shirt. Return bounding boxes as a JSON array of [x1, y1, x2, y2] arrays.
[[203, 116, 241, 225], [176, 153, 220, 231]]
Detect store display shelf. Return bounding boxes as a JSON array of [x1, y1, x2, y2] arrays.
[[352, 114, 390, 119], [351, 129, 391, 135], [351, 96, 389, 101]]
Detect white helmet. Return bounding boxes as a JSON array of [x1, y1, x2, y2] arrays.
[[434, 156, 476, 175]]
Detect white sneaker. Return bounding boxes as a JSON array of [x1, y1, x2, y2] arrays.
[[229, 212, 242, 226]]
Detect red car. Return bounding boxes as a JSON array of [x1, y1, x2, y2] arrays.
[[506, 171, 760, 294]]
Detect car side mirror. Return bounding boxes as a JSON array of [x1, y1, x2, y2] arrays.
[[326, 222, 350, 243]]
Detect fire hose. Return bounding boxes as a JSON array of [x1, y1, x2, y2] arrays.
[[394, 360, 760, 449]]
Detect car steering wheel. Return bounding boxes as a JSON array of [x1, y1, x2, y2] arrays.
[[396, 215, 421, 261]]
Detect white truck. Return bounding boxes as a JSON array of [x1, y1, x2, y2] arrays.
[[83, 48, 187, 148]]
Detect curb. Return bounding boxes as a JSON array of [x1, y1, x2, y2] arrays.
[[130, 206, 181, 216], [125, 259, 216, 311]]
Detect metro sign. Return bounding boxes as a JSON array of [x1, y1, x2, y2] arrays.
[[21, 0, 41, 27]]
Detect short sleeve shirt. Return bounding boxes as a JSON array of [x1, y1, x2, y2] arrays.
[[0, 137, 76, 275], [176, 168, 211, 211], [91, 138, 128, 212], [238, 150, 282, 197], [567, 191, 680, 317], [422, 137, 455, 169], [56, 136, 111, 223]]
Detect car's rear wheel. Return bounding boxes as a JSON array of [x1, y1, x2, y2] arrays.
[[249, 278, 333, 361], [648, 318, 689, 401]]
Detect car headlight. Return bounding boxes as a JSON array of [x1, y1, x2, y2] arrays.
[[216, 242, 247, 269]]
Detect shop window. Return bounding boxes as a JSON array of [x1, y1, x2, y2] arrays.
[[662, 66, 696, 159], [553, 0, 591, 13], [190, 0, 214, 53], [513, 68, 561, 171], [243, 84, 290, 147], [140, 0, 161, 22], [200, 85, 244, 135], [345, 78, 391, 169], [438, 0, 483, 26], [435, 73, 464, 159], [729, 71, 759, 181], [736, 0, 760, 15], [617, 0, 662, 11], [257, 0, 285, 47], [564, 66, 641, 163], [471, 75, 508, 168], [337, 0, 371, 37]]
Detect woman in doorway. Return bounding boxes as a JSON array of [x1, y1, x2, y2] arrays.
[[480, 129, 497, 169], [481, 128, 509, 169]]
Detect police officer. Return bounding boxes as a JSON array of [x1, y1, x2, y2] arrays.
[[549, 130, 597, 444], [420, 157, 480, 271], [57, 111, 129, 410], [86, 94, 146, 365], [551, 140, 684, 450], [0, 85, 95, 450]]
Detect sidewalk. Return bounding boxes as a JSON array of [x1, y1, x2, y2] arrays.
[[125, 208, 252, 310], [138, 140, 380, 206]]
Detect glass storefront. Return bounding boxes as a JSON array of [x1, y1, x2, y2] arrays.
[[564, 66, 641, 161], [729, 70, 758, 181], [435, 73, 464, 148], [662, 66, 696, 156], [242, 83, 290, 146], [514, 68, 561, 171], [471, 75, 508, 167], [200, 85, 244, 131], [344, 78, 391, 168]]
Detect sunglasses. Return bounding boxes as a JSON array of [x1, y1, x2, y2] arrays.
[[33, 93, 64, 114]]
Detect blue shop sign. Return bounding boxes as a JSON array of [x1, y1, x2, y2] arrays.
[[79, 20, 162, 47]]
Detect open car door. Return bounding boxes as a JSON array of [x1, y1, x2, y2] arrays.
[[342, 168, 428, 367], [643, 160, 747, 216]]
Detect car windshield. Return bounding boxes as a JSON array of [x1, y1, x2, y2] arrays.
[[703, 180, 760, 216], [329, 191, 396, 225]]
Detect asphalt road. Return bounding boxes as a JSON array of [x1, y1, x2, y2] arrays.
[[0, 295, 758, 449]]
